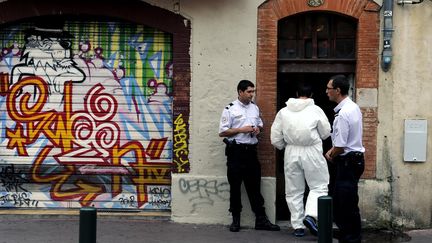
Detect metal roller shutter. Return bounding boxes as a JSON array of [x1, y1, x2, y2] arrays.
[[0, 17, 173, 211]]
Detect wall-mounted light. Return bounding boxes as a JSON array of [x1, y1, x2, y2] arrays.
[[397, 0, 424, 5], [381, 50, 392, 72]]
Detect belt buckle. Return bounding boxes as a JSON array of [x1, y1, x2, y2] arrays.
[[354, 152, 363, 157]]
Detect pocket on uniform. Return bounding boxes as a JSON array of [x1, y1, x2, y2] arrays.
[[354, 159, 365, 179], [232, 111, 245, 121]]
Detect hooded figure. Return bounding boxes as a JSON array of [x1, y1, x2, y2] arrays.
[[270, 84, 331, 237]]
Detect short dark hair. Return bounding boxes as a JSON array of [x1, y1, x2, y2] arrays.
[[237, 80, 254, 93], [297, 83, 313, 98], [329, 74, 350, 95]]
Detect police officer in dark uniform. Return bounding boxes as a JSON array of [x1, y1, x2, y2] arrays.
[[219, 80, 280, 232]]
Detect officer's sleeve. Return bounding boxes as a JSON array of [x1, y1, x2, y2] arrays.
[[316, 107, 331, 140], [256, 106, 264, 128], [219, 108, 231, 134], [270, 111, 286, 150], [333, 113, 349, 147]]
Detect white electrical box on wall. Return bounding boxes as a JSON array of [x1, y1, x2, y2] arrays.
[[404, 119, 428, 162]]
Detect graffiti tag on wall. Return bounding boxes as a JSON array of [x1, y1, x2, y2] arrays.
[[179, 178, 229, 213], [173, 114, 189, 173], [0, 20, 187, 209]]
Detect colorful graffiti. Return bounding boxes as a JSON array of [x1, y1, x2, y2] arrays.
[[0, 19, 183, 210]]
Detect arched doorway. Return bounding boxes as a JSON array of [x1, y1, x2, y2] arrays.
[[276, 12, 358, 219], [256, 0, 380, 221]]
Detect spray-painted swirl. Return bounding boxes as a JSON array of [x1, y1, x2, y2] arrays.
[[95, 123, 119, 149], [85, 84, 117, 122], [71, 113, 95, 146]]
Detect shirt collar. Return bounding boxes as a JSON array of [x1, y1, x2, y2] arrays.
[[334, 97, 350, 113], [236, 99, 250, 107]]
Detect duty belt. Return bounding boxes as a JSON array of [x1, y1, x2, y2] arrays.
[[232, 143, 257, 150], [342, 151, 364, 158]]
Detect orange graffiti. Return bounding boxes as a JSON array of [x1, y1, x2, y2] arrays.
[[0, 72, 8, 96], [7, 77, 51, 120], [112, 141, 171, 207], [146, 137, 168, 159], [31, 146, 104, 206], [6, 77, 170, 207], [6, 123, 28, 156], [6, 77, 73, 153]]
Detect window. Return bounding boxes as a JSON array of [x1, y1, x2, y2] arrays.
[[278, 13, 357, 60]]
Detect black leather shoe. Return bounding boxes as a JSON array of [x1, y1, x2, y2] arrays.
[[229, 215, 240, 232], [255, 215, 280, 231]]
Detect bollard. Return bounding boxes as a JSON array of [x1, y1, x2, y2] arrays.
[[79, 207, 97, 243], [318, 196, 333, 243]]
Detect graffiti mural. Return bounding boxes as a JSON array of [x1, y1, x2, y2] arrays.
[[0, 19, 178, 209]]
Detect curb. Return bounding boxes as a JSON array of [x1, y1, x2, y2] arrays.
[[0, 209, 171, 220]]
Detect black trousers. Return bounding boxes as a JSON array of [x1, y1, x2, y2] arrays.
[[333, 152, 365, 243], [226, 144, 266, 217]]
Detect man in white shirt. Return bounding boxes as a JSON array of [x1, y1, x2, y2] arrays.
[[219, 80, 280, 232], [325, 74, 365, 243], [271, 83, 331, 237]]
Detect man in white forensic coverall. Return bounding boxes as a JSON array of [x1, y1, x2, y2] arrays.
[[270, 83, 331, 237]]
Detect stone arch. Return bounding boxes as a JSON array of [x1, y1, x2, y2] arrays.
[[257, 0, 380, 178]]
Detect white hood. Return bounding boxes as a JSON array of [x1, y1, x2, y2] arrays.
[[270, 98, 331, 148], [286, 98, 314, 112]]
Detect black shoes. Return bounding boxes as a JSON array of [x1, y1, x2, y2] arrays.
[[303, 215, 318, 236], [255, 215, 281, 231], [293, 228, 305, 237], [229, 215, 240, 232], [229, 215, 280, 232], [333, 230, 362, 243]]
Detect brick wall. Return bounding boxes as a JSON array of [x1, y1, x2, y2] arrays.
[[257, 0, 380, 178]]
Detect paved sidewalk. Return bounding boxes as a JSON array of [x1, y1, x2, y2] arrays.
[[0, 214, 431, 243], [406, 229, 432, 243]]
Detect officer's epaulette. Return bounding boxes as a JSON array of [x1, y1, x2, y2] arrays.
[[225, 103, 234, 109]]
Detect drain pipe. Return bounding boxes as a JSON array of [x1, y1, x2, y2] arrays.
[[381, 0, 393, 72]]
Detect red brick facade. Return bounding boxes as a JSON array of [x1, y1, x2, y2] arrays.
[[257, 0, 380, 178]]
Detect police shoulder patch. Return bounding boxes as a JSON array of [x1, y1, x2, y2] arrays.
[[225, 103, 234, 109]]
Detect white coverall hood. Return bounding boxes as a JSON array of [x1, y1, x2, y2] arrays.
[[270, 98, 331, 149], [285, 98, 314, 112]]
